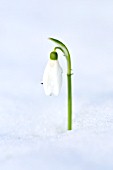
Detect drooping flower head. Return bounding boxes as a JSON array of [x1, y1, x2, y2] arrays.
[[43, 51, 63, 96]]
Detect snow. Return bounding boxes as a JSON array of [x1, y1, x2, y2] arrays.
[[0, 0, 113, 169]]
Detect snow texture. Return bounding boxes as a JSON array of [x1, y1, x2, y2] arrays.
[[0, 0, 113, 169]]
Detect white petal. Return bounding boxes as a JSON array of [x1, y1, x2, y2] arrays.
[[43, 59, 62, 96]]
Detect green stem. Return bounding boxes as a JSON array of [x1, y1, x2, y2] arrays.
[[67, 74, 72, 130], [49, 38, 72, 130]]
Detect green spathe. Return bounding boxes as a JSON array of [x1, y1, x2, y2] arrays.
[[50, 51, 58, 60]]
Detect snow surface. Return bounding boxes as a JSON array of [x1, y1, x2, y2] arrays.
[[0, 0, 113, 169]]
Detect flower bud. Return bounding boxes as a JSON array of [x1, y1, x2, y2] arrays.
[[43, 57, 63, 96], [50, 51, 58, 60]]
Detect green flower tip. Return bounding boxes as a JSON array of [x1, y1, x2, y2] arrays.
[[50, 51, 58, 60]]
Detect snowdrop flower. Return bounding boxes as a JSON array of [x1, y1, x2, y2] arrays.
[[43, 51, 63, 96], [43, 38, 72, 130]]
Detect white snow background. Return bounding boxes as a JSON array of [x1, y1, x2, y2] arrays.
[[0, 0, 113, 169]]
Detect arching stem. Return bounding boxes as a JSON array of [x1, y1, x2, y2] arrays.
[[49, 38, 72, 130]]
